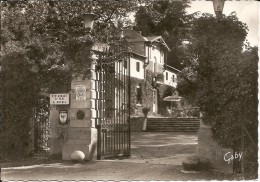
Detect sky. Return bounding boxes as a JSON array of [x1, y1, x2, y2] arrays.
[[186, 0, 259, 46]]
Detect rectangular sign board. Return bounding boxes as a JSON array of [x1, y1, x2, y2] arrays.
[[50, 94, 69, 105]]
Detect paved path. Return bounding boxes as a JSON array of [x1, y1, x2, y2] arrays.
[[1, 132, 235, 180]]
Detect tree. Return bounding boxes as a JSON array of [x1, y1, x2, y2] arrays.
[[176, 57, 198, 104], [178, 13, 258, 175], [0, 0, 138, 158], [134, 1, 193, 69]]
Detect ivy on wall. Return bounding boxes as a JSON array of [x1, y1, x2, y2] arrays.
[[0, 48, 72, 158], [128, 70, 175, 116]]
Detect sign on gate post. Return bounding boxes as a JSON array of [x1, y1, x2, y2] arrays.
[[75, 85, 87, 101], [50, 94, 69, 105]]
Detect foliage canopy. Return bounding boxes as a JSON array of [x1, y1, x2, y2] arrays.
[[134, 1, 193, 69], [0, 0, 137, 157]]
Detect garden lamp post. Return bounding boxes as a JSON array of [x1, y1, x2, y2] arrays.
[[212, 0, 225, 18], [82, 13, 97, 35]]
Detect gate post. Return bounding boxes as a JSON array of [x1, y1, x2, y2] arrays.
[[59, 75, 91, 160], [49, 63, 99, 160]]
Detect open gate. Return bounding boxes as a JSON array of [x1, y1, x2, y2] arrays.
[[96, 46, 131, 159]]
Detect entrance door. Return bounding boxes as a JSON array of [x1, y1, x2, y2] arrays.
[[153, 89, 158, 113], [96, 50, 131, 159]]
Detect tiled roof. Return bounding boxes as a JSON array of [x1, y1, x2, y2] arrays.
[[145, 36, 170, 51], [123, 29, 148, 42], [122, 29, 170, 54]]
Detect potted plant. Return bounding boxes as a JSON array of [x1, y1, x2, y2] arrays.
[[142, 107, 150, 117], [142, 107, 150, 131]]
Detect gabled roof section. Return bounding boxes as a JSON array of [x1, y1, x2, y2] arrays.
[[146, 36, 170, 51], [165, 64, 181, 73], [122, 29, 170, 51], [146, 36, 160, 41], [123, 29, 148, 42]]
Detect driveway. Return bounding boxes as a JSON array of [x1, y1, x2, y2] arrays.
[[112, 131, 198, 165], [2, 132, 236, 180], [2, 132, 203, 181]]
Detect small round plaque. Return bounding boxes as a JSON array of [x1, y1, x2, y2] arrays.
[[77, 110, 85, 120]]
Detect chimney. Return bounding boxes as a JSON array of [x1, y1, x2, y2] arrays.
[[137, 31, 142, 35], [127, 25, 133, 30]]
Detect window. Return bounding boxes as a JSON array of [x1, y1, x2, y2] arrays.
[[136, 84, 142, 103], [154, 56, 157, 72], [149, 47, 151, 59], [123, 60, 127, 69], [161, 52, 163, 64], [172, 75, 175, 82], [153, 90, 156, 104], [136, 62, 140, 72], [166, 72, 168, 80]]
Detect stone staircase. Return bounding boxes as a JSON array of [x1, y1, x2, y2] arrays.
[[146, 118, 200, 132]]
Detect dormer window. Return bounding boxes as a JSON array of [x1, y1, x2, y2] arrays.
[[166, 72, 168, 80]]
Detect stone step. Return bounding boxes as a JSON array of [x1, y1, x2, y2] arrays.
[[146, 118, 201, 132], [147, 126, 199, 130], [147, 118, 200, 121], [147, 127, 199, 129], [148, 126, 200, 128], [147, 121, 200, 123], [147, 130, 199, 132], [148, 123, 200, 125], [148, 120, 200, 123]]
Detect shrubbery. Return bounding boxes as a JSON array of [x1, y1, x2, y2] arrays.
[[178, 14, 258, 175]]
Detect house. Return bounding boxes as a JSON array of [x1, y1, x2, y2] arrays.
[[122, 28, 180, 115]]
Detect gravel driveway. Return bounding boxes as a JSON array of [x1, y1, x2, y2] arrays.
[[2, 132, 237, 180]]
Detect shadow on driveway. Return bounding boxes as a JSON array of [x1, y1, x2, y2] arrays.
[[123, 131, 198, 165]]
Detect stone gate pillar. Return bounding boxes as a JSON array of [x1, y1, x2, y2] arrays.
[[61, 75, 92, 160], [49, 67, 98, 160]]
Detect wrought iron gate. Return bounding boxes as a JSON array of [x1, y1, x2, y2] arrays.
[[96, 46, 131, 159], [33, 95, 50, 156]]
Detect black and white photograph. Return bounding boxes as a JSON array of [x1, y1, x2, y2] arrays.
[[0, 0, 258, 181]]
